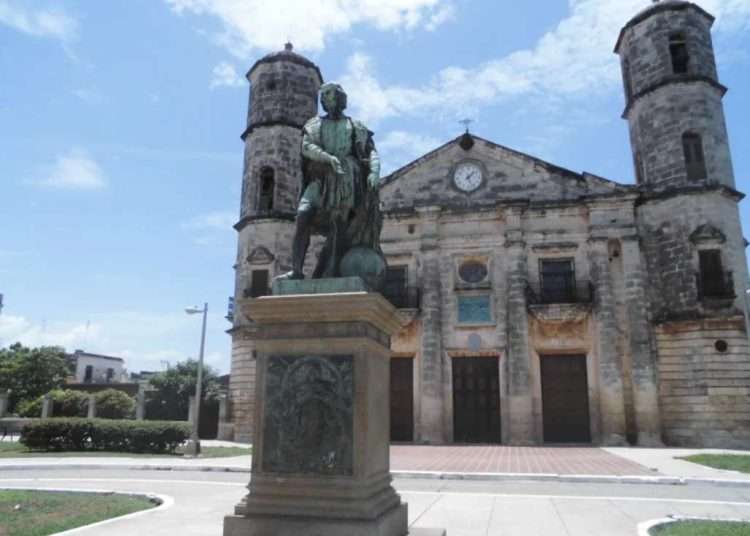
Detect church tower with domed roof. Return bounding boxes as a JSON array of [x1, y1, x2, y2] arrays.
[[228, 44, 322, 443]]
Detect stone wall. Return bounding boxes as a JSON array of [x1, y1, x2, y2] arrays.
[[619, 3, 734, 190], [229, 328, 257, 443], [656, 317, 750, 447], [241, 126, 305, 220], [636, 190, 747, 321]]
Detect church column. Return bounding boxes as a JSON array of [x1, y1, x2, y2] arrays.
[[417, 206, 446, 443], [620, 235, 662, 445], [588, 236, 627, 445], [504, 206, 535, 445]]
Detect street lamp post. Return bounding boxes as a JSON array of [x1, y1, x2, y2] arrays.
[[185, 302, 208, 456]]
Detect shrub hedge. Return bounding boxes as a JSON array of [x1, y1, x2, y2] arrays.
[[17, 389, 89, 418], [20, 418, 190, 454], [94, 389, 135, 419]]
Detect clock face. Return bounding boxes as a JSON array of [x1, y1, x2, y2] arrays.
[[453, 162, 483, 192]]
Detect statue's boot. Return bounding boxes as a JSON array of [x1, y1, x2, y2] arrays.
[[274, 210, 313, 281]]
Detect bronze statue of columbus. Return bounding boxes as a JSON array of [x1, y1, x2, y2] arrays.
[[276, 82, 384, 283]]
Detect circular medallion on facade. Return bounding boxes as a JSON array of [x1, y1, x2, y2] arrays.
[[453, 162, 483, 192], [459, 260, 488, 284]]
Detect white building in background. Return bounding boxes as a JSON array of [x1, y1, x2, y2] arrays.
[[68, 350, 128, 384]]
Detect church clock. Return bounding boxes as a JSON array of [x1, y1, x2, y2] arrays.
[[453, 161, 483, 192]]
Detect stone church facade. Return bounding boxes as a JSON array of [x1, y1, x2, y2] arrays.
[[228, 1, 750, 448]]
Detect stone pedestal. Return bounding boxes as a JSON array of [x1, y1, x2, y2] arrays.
[[135, 390, 145, 420], [87, 394, 97, 419], [41, 394, 52, 419], [0, 391, 8, 418], [217, 395, 235, 441], [224, 279, 443, 536]]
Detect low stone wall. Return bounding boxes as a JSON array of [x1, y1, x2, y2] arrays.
[[656, 316, 750, 448], [0, 417, 32, 436]]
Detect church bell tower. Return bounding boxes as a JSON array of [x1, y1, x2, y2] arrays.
[[616, 1, 750, 447], [228, 44, 322, 443]]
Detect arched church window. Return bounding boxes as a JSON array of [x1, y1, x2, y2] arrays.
[[258, 167, 275, 212], [669, 33, 689, 74], [682, 132, 707, 181]]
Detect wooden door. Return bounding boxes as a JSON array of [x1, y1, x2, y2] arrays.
[[452, 357, 501, 443], [390, 358, 414, 442], [541, 355, 591, 443]]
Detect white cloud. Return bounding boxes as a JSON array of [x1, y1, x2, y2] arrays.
[[182, 210, 236, 246], [0, 311, 231, 374], [38, 149, 106, 190], [210, 61, 245, 89], [165, 0, 453, 55], [182, 210, 236, 231], [377, 130, 441, 174], [0, 315, 102, 351], [340, 0, 750, 125], [73, 88, 103, 103], [0, 1, 77, 41]]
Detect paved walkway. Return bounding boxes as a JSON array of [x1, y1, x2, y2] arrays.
[[3, 445, 750, 485], [391, 445, 655, 475]]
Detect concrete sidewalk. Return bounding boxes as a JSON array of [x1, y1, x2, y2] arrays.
[[2, 444, 749, 485]]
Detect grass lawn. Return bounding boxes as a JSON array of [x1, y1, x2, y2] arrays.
[[0, 490, 155, 536], [679, 454, 750, 474], [0, 442, 251, 459], [651, 520, 750, 535]]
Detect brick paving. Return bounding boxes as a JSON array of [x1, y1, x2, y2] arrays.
[[390, 445, 656, 475]]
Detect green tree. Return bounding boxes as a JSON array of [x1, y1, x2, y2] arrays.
[[0, 343, 71, 413], [145, 359, 219, 421]]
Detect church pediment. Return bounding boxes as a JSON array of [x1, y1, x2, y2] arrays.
[[380, 134, 632, 211]]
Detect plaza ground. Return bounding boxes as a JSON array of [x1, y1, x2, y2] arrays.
[[1, 442, 750, 535]]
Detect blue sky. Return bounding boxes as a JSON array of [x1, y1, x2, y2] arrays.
[[1, 0, 749, 375]]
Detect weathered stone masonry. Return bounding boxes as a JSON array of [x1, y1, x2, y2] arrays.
[[228, 2, 750, 447]]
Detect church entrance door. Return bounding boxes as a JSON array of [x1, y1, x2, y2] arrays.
[[452, 357, 501, 443], [390, 357, 414, 442], [541, 355, 591, 443]]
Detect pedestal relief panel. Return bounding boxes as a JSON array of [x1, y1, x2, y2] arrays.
[[263, 355, 354, 476]]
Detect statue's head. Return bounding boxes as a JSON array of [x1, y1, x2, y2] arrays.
[[320, 83, 347, 115]]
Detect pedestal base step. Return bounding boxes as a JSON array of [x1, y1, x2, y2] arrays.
[[224, 502, 410, 536]]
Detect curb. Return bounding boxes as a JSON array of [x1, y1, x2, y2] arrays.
[[4, 462, 750, 488]]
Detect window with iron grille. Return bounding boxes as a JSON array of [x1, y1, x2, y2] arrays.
[[249, 269, 270, 298], [683, 132, 707, 181], [669, 33, 689, 74], [699, 250, 726, 298], [383, 266, 408, 307], [540, 259, 576, 303]]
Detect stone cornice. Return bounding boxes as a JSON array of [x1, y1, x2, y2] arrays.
[[240, 292, 402, 336], [241, 119, 305, 141], [234, 212, 296, 231], [622, 76, 727, 118]]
